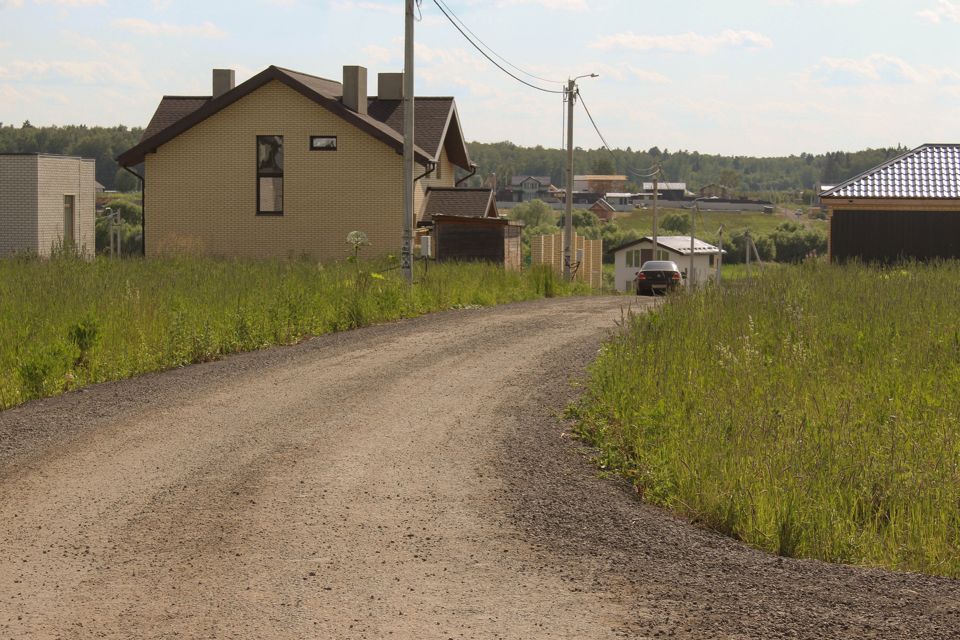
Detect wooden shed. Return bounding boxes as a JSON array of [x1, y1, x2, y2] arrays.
[[421, 187, 522, 270], [822, 144, 960, 263]]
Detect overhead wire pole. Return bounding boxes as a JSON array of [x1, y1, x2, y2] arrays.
[[402, 0, 416, 283], [563, 79, 575, 280], [562, 74, 598, 281]]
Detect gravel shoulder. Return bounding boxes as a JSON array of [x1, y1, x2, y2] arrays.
[[1, 295, 958, 639]]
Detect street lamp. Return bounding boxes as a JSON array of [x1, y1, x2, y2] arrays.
[[563, 72, 598, 280]]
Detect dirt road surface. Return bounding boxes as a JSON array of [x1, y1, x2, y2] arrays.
[[1, 296, 958, 639]]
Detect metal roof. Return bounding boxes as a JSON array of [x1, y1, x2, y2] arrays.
[[641, 182, 687, 191], [822, 144, 960, 199], [613, 235, 721, 255]]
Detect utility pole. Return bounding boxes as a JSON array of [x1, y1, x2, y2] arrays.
[[651, 174, 659, 262], [401, 0, 415, 283], [690, 200, 697, 289], [716, 224, 724, 285], [563, 78, 575, 280], [561, 73, 597, 281]]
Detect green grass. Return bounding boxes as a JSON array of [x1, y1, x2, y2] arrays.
[[0, 255, 588, 410], [614, 207, 826, 241], [572, 261, 960, 577]]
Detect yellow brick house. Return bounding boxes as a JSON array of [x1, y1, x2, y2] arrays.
[[118, 65, 493, 260]]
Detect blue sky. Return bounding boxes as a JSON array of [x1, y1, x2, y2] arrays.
[[1, 0, 958, 156]]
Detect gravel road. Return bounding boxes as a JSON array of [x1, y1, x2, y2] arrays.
[[1, 295, 958, 639]]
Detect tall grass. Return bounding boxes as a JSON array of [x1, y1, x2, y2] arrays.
[[573, 261, 960, 577], [0, 255, 585, 410]]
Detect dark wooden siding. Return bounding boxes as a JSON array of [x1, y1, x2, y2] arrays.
[[831, 210, 960, 263], [435, 220, 505, 263]]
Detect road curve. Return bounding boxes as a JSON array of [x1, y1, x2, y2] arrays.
[[1, 295, 958, 639]]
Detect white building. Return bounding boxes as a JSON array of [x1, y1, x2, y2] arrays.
[[0, 154, 96, 257], [612, 235, 723, 292]]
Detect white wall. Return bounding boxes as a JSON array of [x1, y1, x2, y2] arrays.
[[614, 239, 717, 292]]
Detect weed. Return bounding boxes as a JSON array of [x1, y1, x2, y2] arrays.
[[574, 261, 960, 577]]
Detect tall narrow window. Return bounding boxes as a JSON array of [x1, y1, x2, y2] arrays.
[[257, 135, 283, 215], [63, 195, 75, 247]]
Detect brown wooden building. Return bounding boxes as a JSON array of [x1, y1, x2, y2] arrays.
[[421, 187, 522, 270], [822, 144, 960, 263]]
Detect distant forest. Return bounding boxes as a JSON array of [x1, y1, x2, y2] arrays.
[[0, 121, 904, 199], [0, 122, 143, 191], [465, 141, 907, 201]]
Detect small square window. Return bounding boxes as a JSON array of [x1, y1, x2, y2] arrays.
[[310, 136, 337, 151]]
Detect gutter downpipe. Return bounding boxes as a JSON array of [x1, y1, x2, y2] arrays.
[[415, 161, 437, 182], [123, 165, 145, 257], [455, 162, 478, 187]]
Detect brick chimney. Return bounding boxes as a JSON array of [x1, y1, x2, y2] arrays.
[[342, 65, 368, 115], [212, 69, 235, 99], [377, 72, 404, 100]]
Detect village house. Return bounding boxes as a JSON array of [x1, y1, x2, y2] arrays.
[[118, 65, 498, 261], [612, 235, 722, 292], [0, 153, 96, 258], [821, 144, 960, 263], [500, 175, 556, 203], [574, 174, 627, 193]]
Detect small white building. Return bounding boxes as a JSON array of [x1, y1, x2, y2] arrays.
[[612, 235, 723, 292], [0, 153, 96, 257]]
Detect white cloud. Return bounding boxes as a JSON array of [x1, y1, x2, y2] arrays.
[[111, 17, 225, 38], [0, 59, 148, 87], [810, 54, 960, 85], [0, 0, 25, 7], [591, 29, 773, 54], [361, 44, 395, 65], [34, 0, 106, 5], [331, 1, 400, 13], [918, 0, 960, 23], [627, 66, 671, 85], [494, 0, 588, 9]]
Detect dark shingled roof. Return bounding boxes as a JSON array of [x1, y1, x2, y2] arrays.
[[421, 188, 497, 224], [121, 66, 470, 168], [510, 175, 551, 188], [140, 97, 210, 142], [366, 97, 466, 166], [822, 144, 960, 200]]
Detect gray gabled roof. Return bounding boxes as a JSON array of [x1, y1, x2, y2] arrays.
[[510, 175, 551, 187], [120, 66, 470, 168], [822, 144, 960, 199], [613, 235, 721, 255], [421, 187, 497, 224]]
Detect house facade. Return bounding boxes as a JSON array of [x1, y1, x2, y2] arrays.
[[574, 174, 627, 193], [612, 235, 721, 292], [821, 144, 960, 263], [118, 66, 478, 261], [0, 154, 95, 257]]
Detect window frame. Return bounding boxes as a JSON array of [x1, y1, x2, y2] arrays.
[[309, 135, 337, 152], [257, 135, 284, 216]]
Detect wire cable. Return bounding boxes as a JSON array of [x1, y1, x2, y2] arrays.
[[579, 90, 665, 183], [431, 0, 565, 94], [434, 0, 563, 85]]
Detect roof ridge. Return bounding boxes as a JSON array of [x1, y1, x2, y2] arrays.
[[271, 65, 341, 85], [822, 143, 960, 199]]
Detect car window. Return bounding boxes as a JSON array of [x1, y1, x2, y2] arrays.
[[640, 261, 678, 271]]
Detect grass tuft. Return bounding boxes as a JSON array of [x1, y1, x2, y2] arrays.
[[574, 261, 960, 577], [0, 255, 591, 410]]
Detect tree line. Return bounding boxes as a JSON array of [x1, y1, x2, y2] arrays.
[[0, 121, 905, 200], [464, 141, 907, 200], [0, 122, 143, 191]]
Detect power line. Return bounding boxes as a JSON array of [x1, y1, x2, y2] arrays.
[[431, 0, 565, 95], [434, 0, 563, 85], [577, 90, 661, 180]]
